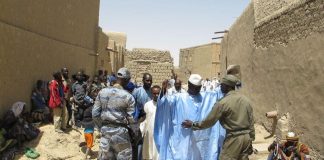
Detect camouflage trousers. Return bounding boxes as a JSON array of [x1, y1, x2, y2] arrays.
[[98, 126, 132, 160]]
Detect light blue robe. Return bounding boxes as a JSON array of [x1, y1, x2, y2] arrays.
[[154, 88, 226, 160], [132, 87, 152, 121]]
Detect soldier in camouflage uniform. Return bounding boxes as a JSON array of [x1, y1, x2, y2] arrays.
[[92, 68, 136, 160]]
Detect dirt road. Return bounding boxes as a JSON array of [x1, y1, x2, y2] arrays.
[[16, 124, 273, 160]]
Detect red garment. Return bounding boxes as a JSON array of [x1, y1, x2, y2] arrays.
[[63, 84, 69, 94], [48, 80, 61, 108], [62, 78, 70, 94]]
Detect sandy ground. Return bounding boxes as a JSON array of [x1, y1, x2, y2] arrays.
[[15, 124, 273, 160], [16, 125, 100, 160]]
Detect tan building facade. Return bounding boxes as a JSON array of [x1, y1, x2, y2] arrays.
[[179, 43, 221, 80], [106, 32, 127, 73], [0, 0, 100, 116], [96, 28, 111, 73], [220, 0, 324, 157]]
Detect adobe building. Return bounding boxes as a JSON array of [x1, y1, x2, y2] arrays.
[[96, 28, 111, 73], [179, 43, 221, 80], [0, 0, 101, 115], [106, 31, 127, 73], [221, 0, 324, 157], [125, 48, 173, 85]]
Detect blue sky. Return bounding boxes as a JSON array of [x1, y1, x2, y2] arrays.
[[99, 0, 250, 66]]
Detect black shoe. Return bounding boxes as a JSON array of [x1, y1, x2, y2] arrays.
[[79, 142, 86, 147]]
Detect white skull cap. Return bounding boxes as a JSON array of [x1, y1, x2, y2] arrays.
[[188, 74, 202, 86]]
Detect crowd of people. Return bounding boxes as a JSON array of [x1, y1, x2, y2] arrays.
[[0, 65, 312, 160], [90, 66, 255, 160]]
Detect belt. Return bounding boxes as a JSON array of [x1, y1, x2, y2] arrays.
[[102, 121, 128, 128], [226, 129, 250, 138]]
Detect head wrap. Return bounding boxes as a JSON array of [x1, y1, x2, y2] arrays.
[[286, 132, 299, 141], [11, 101, 26, 117]]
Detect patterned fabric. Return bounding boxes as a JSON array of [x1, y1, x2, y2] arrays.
[[98, 126, 132, 160], [71, 81, 87, 104], [92, 85, 136, 160], [92, 86, 135, 124]]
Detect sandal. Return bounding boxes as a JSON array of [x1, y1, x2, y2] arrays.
[[24, 147, 40, 159]]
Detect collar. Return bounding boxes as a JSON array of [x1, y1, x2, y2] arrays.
[[224, 90, 236, 97], [113, 83, 124, 89]]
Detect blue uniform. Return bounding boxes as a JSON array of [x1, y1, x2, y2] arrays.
[[92, 84, 135, 160]]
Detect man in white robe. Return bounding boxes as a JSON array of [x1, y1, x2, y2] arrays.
[[140, 85, 161, 160]]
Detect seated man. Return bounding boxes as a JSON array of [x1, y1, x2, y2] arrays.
[[268, 132, 311, 160], [31, 80, 50, 123]]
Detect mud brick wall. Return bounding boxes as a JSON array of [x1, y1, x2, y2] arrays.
[[220, 1, 324, 157], [125, 48, 173, 86]]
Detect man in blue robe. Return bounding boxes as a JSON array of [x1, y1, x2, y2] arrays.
[[132, 73, 153, 159], [154, 74, 226, 160], [132, 73, 153, 121]]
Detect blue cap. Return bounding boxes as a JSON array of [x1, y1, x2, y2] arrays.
[[125, 82, 136, 92]]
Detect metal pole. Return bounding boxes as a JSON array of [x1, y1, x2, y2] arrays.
[[212, 36, 224, 40], [214, 30, 229, 34]]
